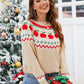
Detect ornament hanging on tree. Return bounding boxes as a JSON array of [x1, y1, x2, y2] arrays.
[[1, 31, 7, 38], [2, 61, 6, 66], [14, 8, 19, 13], [15, 60, 21, 68], [1, 0, 5, 2], [6, 2, 10, 7], [9, 24, 14, 33], [14, 27, 20, 34], [4, 17, 9, 22], [10, 26, 13, 29]]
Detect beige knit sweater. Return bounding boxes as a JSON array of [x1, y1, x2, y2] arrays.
[[21, 19, 69, 84]]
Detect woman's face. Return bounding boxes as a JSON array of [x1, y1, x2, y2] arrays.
[[33, 0, 50, 15]]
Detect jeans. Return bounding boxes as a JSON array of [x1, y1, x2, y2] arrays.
[[22, 72, 60, 84]]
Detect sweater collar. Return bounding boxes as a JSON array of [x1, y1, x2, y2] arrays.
[[28, 19, 52, 29]]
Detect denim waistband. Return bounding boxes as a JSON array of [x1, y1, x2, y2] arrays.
[[24, 72, 60, 78], [45, 72, 60, 75]]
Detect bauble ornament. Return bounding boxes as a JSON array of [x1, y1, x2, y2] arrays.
[[1, 0, 5, 2], [14, 27, 20, 34], [2, 61, 6, 66], [1, 32, 7, 38], [6, 2, 10, 7], [14, 8, 19, 13], [15, 60, 21, 68]]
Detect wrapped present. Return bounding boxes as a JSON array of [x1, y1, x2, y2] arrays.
[[48, 75, 73, 84]]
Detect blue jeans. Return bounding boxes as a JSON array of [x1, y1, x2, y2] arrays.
[[22, 72, 60, 84]]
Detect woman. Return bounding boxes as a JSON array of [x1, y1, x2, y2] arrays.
[[21, 0, 69, 84]]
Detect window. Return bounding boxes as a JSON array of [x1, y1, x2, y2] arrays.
[[55, 0, 84, 18], [62, 0, 71, 2], [62, 6, 72, 18], [76, 5, 84, 17]]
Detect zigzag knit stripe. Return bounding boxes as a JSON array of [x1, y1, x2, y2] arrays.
[[36, 75, 45, 80], [34, 44, 60, 48], [62, 73, 70, 76], [21, 38, 34, 42]]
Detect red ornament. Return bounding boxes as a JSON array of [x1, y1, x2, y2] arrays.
[[54, 34, 58, 38], [48, 34, 53, 39], [33, 30, 39, 37], [2, 61, 6, 66], [10, 27, 13, 29], [29, 26, 33, 31], [40, 32, 46, 38], [1, 32, 7, 38], [22, 24, 28, 30]]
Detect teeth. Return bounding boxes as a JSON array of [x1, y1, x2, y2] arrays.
[[41, 6, 47, 9]]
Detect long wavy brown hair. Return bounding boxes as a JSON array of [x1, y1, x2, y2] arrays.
[[28, 0, 65, 51]]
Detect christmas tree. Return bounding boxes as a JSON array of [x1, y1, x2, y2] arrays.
[[0, 0, 28, 83]]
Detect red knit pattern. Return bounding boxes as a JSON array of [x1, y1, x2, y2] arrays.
[[36, 75, 45, 80], [34, 44, 60, 48], [21, 38, 34, 42], [28, 19, 52, 29], [62, 73, 70, 76]]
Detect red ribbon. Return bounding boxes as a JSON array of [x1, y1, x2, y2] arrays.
[[13, 71, 25, 80]]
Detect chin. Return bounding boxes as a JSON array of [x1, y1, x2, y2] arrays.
[[39, 9, 49, 14]]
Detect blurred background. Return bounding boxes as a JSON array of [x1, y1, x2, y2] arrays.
[[0, 0, 84, 84], [55, 0, 84, 83]]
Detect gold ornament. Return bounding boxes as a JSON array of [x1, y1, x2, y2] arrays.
[[15, 61, 21, 68], [1, 32, 7, 38], [14, 27, 20, 34], [11, 63, 15, 67], [14, 8, 19, 13], [1, 0, 5, 2], [6, 2, 10, 7]]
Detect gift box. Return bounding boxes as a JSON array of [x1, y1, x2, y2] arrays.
[[48, 75, 73, 84]]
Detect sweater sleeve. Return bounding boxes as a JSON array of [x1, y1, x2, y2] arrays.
[[21, 20, 48, 84], [59, 27, 70, 77], [59, 45, 70, 78]]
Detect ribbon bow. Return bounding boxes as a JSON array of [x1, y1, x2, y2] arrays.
[[13, 71, 25, 80], [50, 75, 69, 84]]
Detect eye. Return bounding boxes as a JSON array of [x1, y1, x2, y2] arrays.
[[36, 0, 40, 2]]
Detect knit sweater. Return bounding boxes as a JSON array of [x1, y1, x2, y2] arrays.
[[21, 19, 69, 84]]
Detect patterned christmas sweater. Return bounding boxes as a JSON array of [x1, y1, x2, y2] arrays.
[[21, 19, 69, 84]]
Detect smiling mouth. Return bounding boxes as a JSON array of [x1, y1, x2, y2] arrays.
[[41, 5, 48, 9]]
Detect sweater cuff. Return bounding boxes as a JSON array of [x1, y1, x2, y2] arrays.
[[36, 75, 45, 82], [36, 75, 48, 84], [61, 72, 70, 78]]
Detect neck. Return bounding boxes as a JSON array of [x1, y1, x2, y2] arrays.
[[37, 13, 47, 22]]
